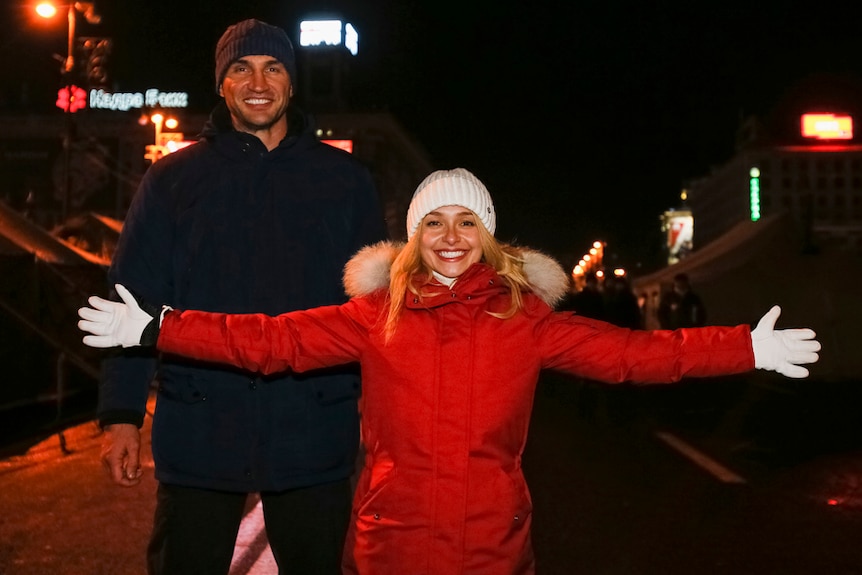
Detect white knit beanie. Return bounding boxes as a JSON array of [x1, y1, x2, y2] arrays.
[[406, 168, 496, 239]]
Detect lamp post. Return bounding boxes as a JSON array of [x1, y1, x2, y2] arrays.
[[141, 112, 179, 163], [36, 2, 101, 73], [35, 1, 101, 222]]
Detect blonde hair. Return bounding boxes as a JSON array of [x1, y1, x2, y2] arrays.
[[383, 212, 531, 342]]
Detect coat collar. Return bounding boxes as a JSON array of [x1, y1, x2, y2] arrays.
[[342, 241, 570, 308], [198, 102, 316, 157]]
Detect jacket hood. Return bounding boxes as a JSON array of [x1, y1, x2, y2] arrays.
[[343, 241, 570, 307]]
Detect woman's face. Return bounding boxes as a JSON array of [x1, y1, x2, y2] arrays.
[[419, 205, 484, 278]]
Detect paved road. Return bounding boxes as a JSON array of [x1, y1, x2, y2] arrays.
[[1, 374, 860, 574], [526, 373, 862, 574]]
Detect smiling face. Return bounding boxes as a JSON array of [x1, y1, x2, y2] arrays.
[[418, 205, 484, 279], [219, 54, 293, 149]]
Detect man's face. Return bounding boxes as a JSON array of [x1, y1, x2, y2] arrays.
[[219, 55, 293, 134]]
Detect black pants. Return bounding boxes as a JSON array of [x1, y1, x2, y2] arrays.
[[147, 479, 352, 575]]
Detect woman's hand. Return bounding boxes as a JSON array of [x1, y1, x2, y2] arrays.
[[751, 306, 821, 378], [78, 284, 162, 348]]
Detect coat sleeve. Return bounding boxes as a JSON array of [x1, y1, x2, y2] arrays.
[[157, 299, 372, 376], [98, 164, 177, 427], [537, 312, 754, 383]]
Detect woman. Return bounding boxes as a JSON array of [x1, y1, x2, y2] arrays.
[[78, 168, 820, 575]]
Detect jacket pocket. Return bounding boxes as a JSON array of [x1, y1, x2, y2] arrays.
[[157, 371, 207, 404], [354, 458, 397, 516], [496, 463, 533, 521], [309, 373, 361, 406]]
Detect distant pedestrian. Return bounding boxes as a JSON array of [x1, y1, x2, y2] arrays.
[[79, 168, 821, 575], [559, 271, 605, 320], [603, 274, 641, 329], [659, 272, 707, 329]]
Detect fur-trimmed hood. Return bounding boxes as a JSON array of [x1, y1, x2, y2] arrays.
[[342, 241, 570, 307]]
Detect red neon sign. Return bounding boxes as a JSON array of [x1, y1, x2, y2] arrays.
[[322, 139, 353, 153], [801, 114, 853, 140], [56, 85, 87, 113]]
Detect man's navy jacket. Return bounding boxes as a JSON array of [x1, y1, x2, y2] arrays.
[[99, 103, 387, 492]]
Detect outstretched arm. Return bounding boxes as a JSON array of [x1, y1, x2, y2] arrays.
[[79, 284, 366, 375], [541, 305, 820, 383]]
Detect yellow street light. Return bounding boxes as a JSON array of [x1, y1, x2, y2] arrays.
[[144, 112, 180, 163], [35, 3, 57, 18], [150, 112, 179, 144], [35, 1, 101, 221], [35, 2, 101, 74]]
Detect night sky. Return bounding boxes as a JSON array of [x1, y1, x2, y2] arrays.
[[5, 0, 862, 271]]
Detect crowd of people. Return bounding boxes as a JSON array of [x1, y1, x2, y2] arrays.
[[560, 268, 708, 334], [560, 271, 643, 329], [77, 17, 822, 575]]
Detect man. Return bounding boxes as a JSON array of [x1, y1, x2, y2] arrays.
[[98, 19, 387, 575], [658, 272, 707, 329], [603, 275, 641, 330]]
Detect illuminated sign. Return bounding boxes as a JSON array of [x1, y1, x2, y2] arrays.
[[322, 139, 354, 153], [56, 85, 87, 113], [749, 167, 761, 222], [801, 113, 853, 140], [345, 24, 358, 56], [300, 20, 359, 55], [157, 132, 195, 152], [89, 89, 189, 111], [661, 210, 693, 265], [146, 135, 195, 163]]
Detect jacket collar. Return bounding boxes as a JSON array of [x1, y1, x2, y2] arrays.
[[342, 241, 570, 308], [198, 102, 314, 157], [404, 264, 507, 309]]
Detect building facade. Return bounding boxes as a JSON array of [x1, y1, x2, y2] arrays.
[[685, 76, 862, 252]]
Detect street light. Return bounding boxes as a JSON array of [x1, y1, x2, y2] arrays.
[[152, 113, 180, 144], [35, 2, 101, 74], [35, 1, 101, 221], [140, 112, 179, 163]]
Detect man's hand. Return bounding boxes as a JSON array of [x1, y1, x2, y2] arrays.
[[101, 423, 143, 487]]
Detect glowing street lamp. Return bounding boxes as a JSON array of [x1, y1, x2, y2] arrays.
[[140, 112, 180, 163], [35, 1, 101, 221], [35, 2, 101, 75], [151, 112, 165, 140]]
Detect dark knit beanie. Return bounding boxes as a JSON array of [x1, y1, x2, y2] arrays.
[[214, 19, 297, 93]]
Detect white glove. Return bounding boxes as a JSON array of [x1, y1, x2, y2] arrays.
[[77, 284, 158, 348], [751, 306, 821, 378]]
